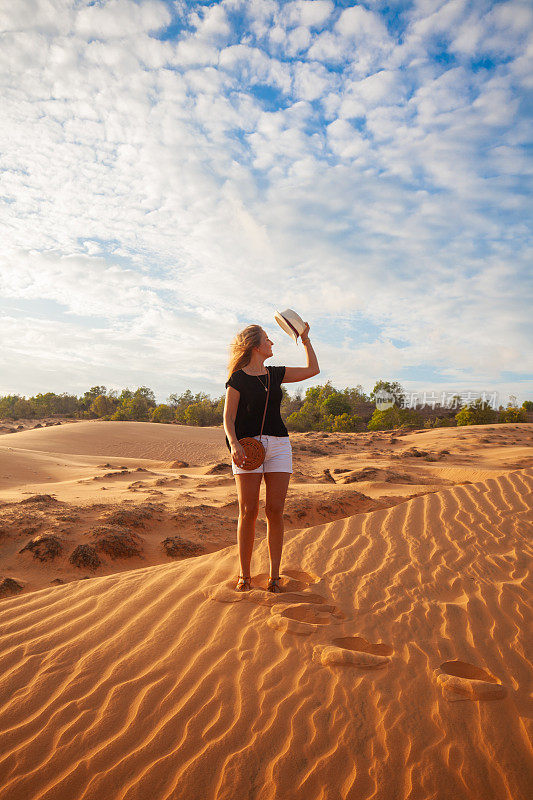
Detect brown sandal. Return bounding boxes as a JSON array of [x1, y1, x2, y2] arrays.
[[266, 576, 282, 593], [235, 575, 252, 591]]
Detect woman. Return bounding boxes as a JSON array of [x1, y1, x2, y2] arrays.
[[223, 322, 319, 593]]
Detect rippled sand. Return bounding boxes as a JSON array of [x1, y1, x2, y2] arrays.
[[0, 421, 532, 799]]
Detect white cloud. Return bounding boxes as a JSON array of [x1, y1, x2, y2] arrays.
[[281, 0, 334, 29], [0, 0, 75, 35], [243, 0, 279, 38], [482, 0, 533, 56], [471, 75, 520, 126], [188, 3, 231, 43], [218, 44, 292, 92], [410, 66, 472, 121], [308, 5, 394, 73], [1, 250, 162, 318], [75, 0, 171, 38], [335, 4, 390, 40], [326, 119, 369, 160], [292, 60, 336, 101], [282, 25, 313, 57], [337, 70, 406, 118], [306, 30, 342, 63]]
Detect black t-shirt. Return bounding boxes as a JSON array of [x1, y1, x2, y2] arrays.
[[225, 365, 289, 451]]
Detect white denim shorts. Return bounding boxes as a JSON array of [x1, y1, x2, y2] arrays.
[[231, 434, 293, 475]]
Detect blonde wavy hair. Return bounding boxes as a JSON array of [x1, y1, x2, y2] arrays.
[[227, 324, 263, 380]]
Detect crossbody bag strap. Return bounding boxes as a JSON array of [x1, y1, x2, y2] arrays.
[[258, 367, 270, 442]]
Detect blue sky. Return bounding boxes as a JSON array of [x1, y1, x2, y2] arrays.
[[1, 0, 532, 406]]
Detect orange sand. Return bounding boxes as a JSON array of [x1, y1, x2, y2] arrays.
[[0, 421, 532, 799]]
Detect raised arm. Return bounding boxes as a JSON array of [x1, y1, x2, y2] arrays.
[[282, 323, 320, 383]]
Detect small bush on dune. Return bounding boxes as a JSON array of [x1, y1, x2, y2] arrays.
[[325, 412, 364, 432], [367, 406, 423, 431], [19, 535, 63, 561], [111, 407, 129, 421], [70, 544, 101, 571], [456, 399, 498, 426], [150, 404, 174, 423], [320, 393, 352, 417], [499, 407, 527, 423], [92, 528, 144, 559], [424, 416, 456, 428], [181, 401, 219, 426], [286, 401, 322, 431], [90, 394, 116, 418]]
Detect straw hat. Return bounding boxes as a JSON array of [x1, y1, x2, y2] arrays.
[[274, 308, 306, 343]]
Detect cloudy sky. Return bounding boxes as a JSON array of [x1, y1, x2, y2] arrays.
[[1, 0, 532, 406]]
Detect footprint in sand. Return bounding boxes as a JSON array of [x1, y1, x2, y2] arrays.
[[205, 568, 323, 604], [267, 601, 342, 634], [206, 570, 348, 623], [435, 660, 506, 701], [313, 635, 393, 670]]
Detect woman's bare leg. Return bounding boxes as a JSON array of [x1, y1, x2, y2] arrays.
[[234, 473, 263, 577], [264, 472, 291, 581]]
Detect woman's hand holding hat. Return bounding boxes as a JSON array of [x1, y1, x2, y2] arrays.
[[300, 322, 310, 343], [274, 309, 308, 343]]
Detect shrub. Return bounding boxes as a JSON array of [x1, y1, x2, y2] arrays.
[[320, 393, 351, 417], [286, 401, 322, 432], [111, 406, 130, 421], [80, 386, 108, 411], [522, 400, 533, 411], [330, 412, 364, 432], [90, 394, 115, 418], [13, 398, 36, 419], [32, 392, 78, 416], [433, 416, 456, 428], [133, 386, 156, 407], [423, 416, 456, 428], [19, 534, 63, 561], [0, 395, 20, 418], [456, 399, 498, 426], [286, 409, 309, 432], [182, 400, 219, 426], [117, 395, 151, 421], [150, 404, 175, 423], [367, 406, 423, 430], [70, 544, 101, 571], [499, 407, 527, 423]]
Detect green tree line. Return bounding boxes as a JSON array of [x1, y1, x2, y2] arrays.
[[1, 382, 530, 431]]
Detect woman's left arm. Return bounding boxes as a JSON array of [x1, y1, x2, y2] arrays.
[[282, 323, 320, 383]]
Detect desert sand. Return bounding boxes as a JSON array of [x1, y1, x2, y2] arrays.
[[0, 420, 532, 799]]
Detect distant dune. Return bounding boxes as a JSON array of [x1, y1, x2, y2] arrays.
[[0, 421, 532, 799], [0, 419, 228, 462]]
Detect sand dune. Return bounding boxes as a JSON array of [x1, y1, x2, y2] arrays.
[[1, 420, 228, 463], [0, 421, 532, 798], [0, 465, 531, 800]]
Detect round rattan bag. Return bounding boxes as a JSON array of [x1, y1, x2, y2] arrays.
[[233, 436, 266, 470]]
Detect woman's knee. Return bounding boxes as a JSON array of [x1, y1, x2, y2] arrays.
[[239, 503, 259, 520], [235, 474, 262, 520], [265, 502, 284, 519]]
